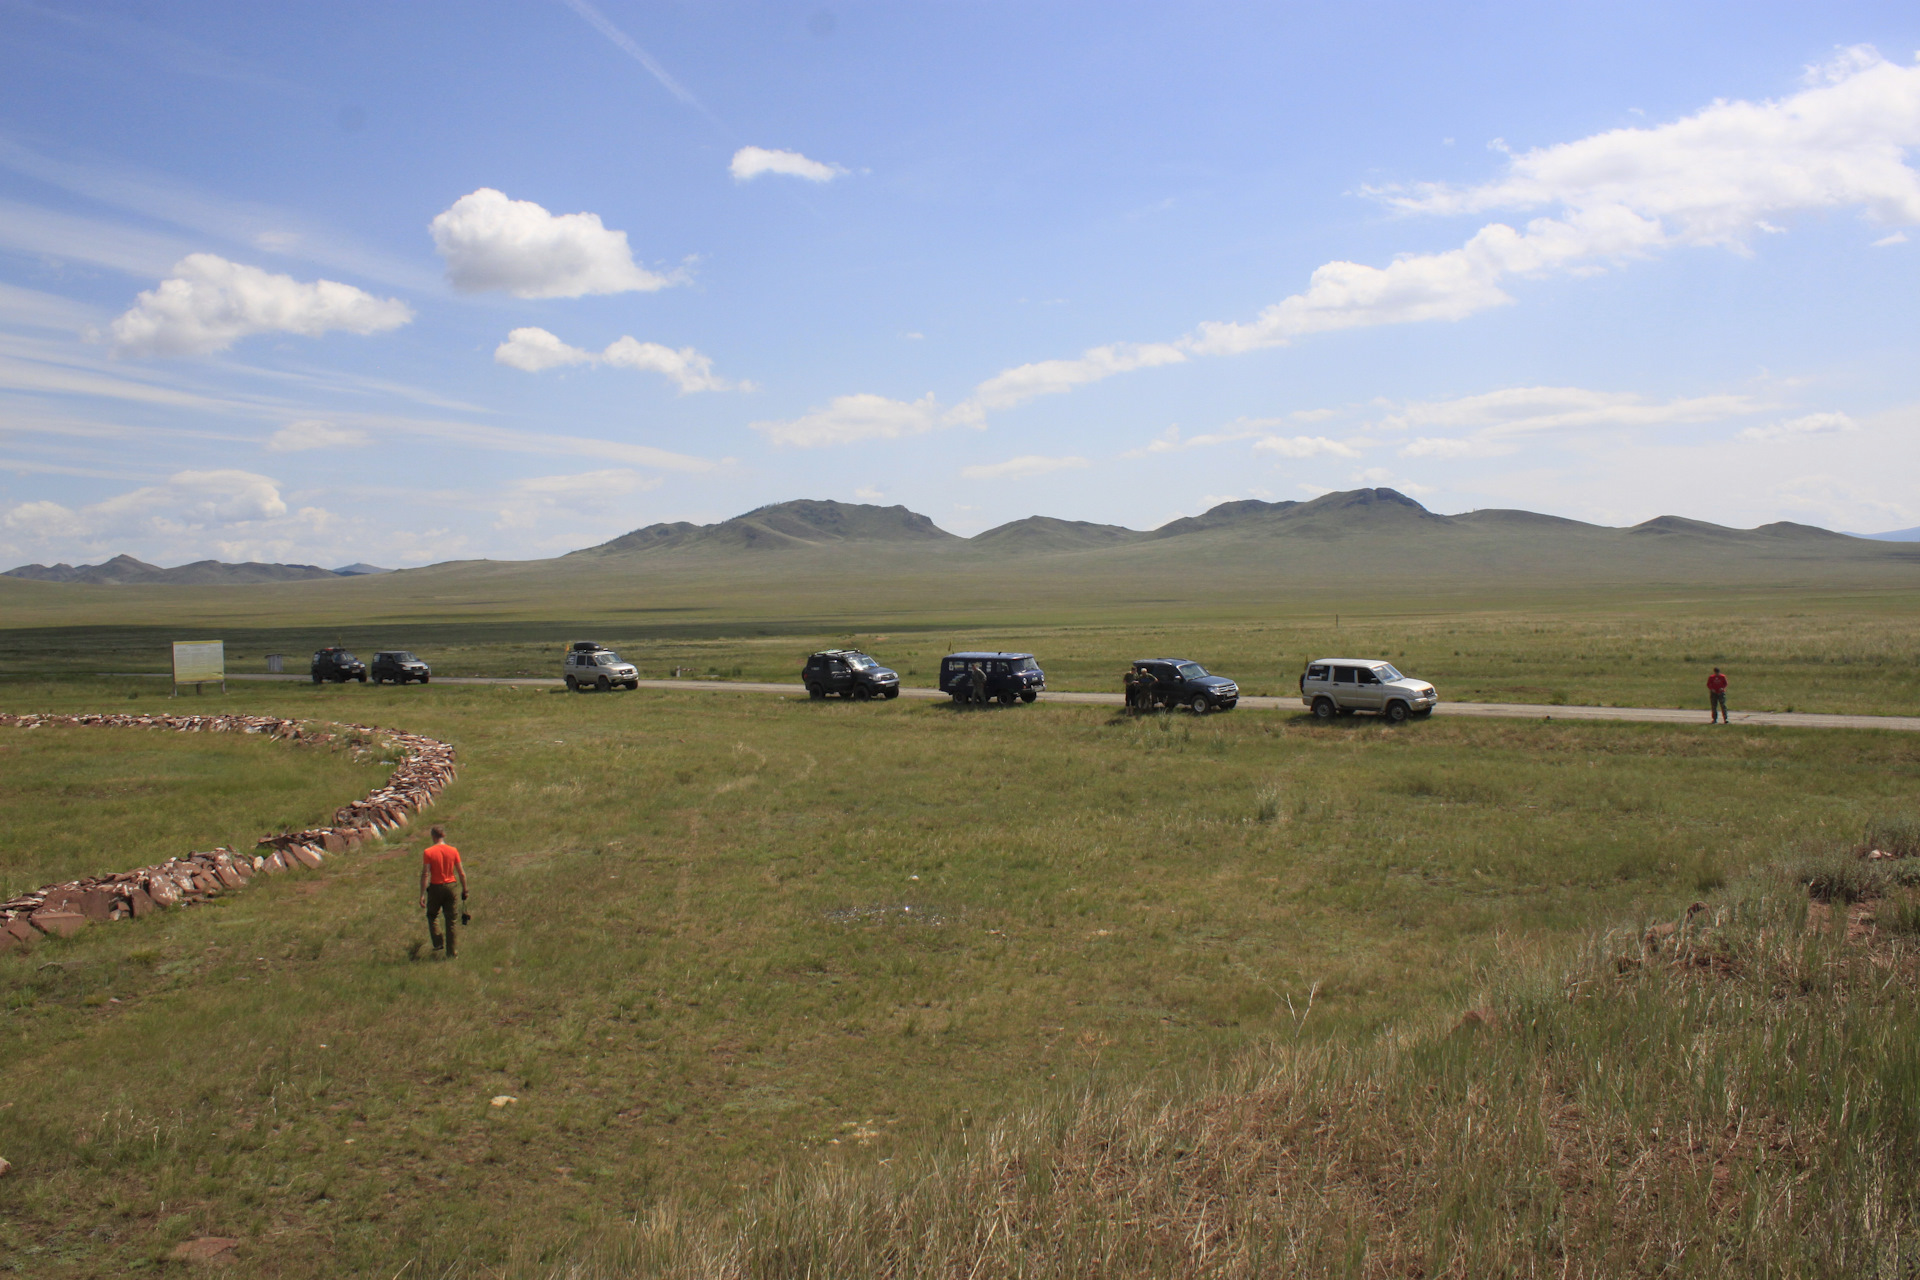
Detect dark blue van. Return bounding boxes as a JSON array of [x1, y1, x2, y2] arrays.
[[940, 652, 1045, 705]]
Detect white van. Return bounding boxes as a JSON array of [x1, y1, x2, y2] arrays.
[[1300, 658, 1436, 723]]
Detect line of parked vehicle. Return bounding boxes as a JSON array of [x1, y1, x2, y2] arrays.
[[307, 639, 1440, 722], [310, 647, 429, 684]]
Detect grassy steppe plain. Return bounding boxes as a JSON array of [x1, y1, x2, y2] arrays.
[[2, 677, 1917, 1276]]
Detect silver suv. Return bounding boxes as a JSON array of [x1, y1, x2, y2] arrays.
[[564, 641, 639, 692], [1300, 658, 1436, 723]]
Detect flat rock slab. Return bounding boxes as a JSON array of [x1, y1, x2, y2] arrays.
[[29, 909, 86, 937], [170, 1237, 240, 1263]]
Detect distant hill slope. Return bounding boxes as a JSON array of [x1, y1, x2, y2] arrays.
[[1855, 526, 1920, 542], [3, 555, 340, 585], [583, 499, 960, 554], [970, 515, 1147, 550]]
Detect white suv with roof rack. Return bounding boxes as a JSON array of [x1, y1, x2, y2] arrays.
[[563, 640, 639, 692], [1300, 658, 1437, 723]]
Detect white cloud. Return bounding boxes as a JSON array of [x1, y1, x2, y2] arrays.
[[2, 469, 303, 549], [1375, 47, 1920, 242], [959, 454, 1090, 481], [1738, 411, 1858, 441], [494, 468, 661, 530], [853, 486, 884, 501], [730, 146, 847, 183], [969, 342, 1187, 412], [0, 282, 100, 332], [1386, 386, 1770, 457], [106, 254, 412, 357], [1873, 231, 1909, 246], [492, 326, 738, 392], [907, 49, 1920, 417], [751, 393, 966, 447], [1252, 435, 1361, 458], [429, 188, 677, 298], [267, 419, 369, 452]]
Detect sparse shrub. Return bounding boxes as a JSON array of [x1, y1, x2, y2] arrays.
[[1879, 889, 1920, 936], [1865, 815, 1920, 858], [1255, 786, 1283, 823], [1795, 848, 1888, 902]]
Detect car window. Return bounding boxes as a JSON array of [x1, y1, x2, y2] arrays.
[[1357, 669, 1378, 685], [1375, 663, 1402, 681], [1333, 666, 1356, 683], [1307, 665, 1329, 680]]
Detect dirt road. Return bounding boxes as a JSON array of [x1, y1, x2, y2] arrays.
[[204, 673, 1920, 732]]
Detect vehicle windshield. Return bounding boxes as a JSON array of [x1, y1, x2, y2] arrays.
[[596, 652, 622, 665], [1374, 663, 1403, 681], [845, 654, 877, 669], [391, 652, 416, 662], [1016, 657, 1041, 671], [336, 652, 357, 663], [1176, 662, 1208, 680]]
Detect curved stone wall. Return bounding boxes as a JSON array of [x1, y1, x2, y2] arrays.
[[0, 713, 457, 952]]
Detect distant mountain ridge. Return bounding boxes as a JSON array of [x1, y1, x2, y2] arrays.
[[3, 554, 341, 585], [7, 490, 1905, 585]]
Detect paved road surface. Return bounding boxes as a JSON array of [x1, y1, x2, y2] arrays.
[[176, 672, 1920, 732]]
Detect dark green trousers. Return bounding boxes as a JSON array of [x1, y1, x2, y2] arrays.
[[426, 883, 459, 956]]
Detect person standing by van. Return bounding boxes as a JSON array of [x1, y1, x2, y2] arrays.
[[968, 661, 988, 705], [1707, 668, 1729, 724], [418, 825, 467, 958]]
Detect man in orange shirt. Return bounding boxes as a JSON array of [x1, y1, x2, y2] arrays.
[[418, 825, 468, 958]]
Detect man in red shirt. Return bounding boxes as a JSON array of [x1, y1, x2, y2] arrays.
[[1707, 668, 1729, 724], [418, 825, 468, 958]]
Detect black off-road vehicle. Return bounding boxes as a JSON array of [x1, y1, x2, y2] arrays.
[[1129, 658, 1238, 713], [311, 647, 366, 684], [371, 650, 431, 684], [940, 652, 1044, 705], [803, 650, 901, 700]]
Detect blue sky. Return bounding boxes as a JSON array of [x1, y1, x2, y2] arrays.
[[2, 1, 1918, 567]]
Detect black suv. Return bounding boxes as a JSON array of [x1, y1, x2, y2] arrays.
[[311, 647, 366, 684], [940, 652, 1044, 705], [803, 650, 901, 700], [1131, 658, 1238, 713], [370, 650, 431, 684]]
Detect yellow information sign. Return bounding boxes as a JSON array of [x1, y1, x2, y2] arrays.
[[171, 640, 226, 694]]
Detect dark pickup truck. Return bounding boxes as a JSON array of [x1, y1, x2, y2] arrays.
[[1130, 658, 1239, 713], [311, 647, 366, 684]]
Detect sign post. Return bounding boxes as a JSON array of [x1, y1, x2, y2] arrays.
[[171, 640, 226, 696]]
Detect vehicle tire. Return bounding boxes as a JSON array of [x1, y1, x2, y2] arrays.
[[420, 676, 429, 685], [565, 676, 578, 692], [357, 674, 367, 683], [952, 692, 968, 704], [884, 687, 900, 699], [624, 680, 638, 691], [807, 684, 825, 699], [1384, 701, 1410, 724], [1190, 694, 1210, 715], [596, 675, 611, 692], [852, 685, 872, 701], [1312, 697, 1336, 721], [311, 673, 322, 685], [999, 690, 1018, 706], [1020, 690, 1037, 704]]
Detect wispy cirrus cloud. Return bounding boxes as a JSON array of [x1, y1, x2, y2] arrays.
[[958, 454, 1089, 481]]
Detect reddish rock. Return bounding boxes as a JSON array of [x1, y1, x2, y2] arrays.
[[29, 908, 86, 937], [3, 916, 33, 945], [322, 832, 347, 854], [127, 886, 158, 917], [214, 864, 244, 889], [290, 845, 324, 869], [146, 879, 181, 909], [79, 888, 117, 922]]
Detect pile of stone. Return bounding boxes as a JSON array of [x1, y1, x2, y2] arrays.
[[0, 712, 457, 952]]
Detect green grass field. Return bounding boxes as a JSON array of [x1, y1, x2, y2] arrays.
[[0, 721, 388, 901], [2, 676, 1917, 1275]]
